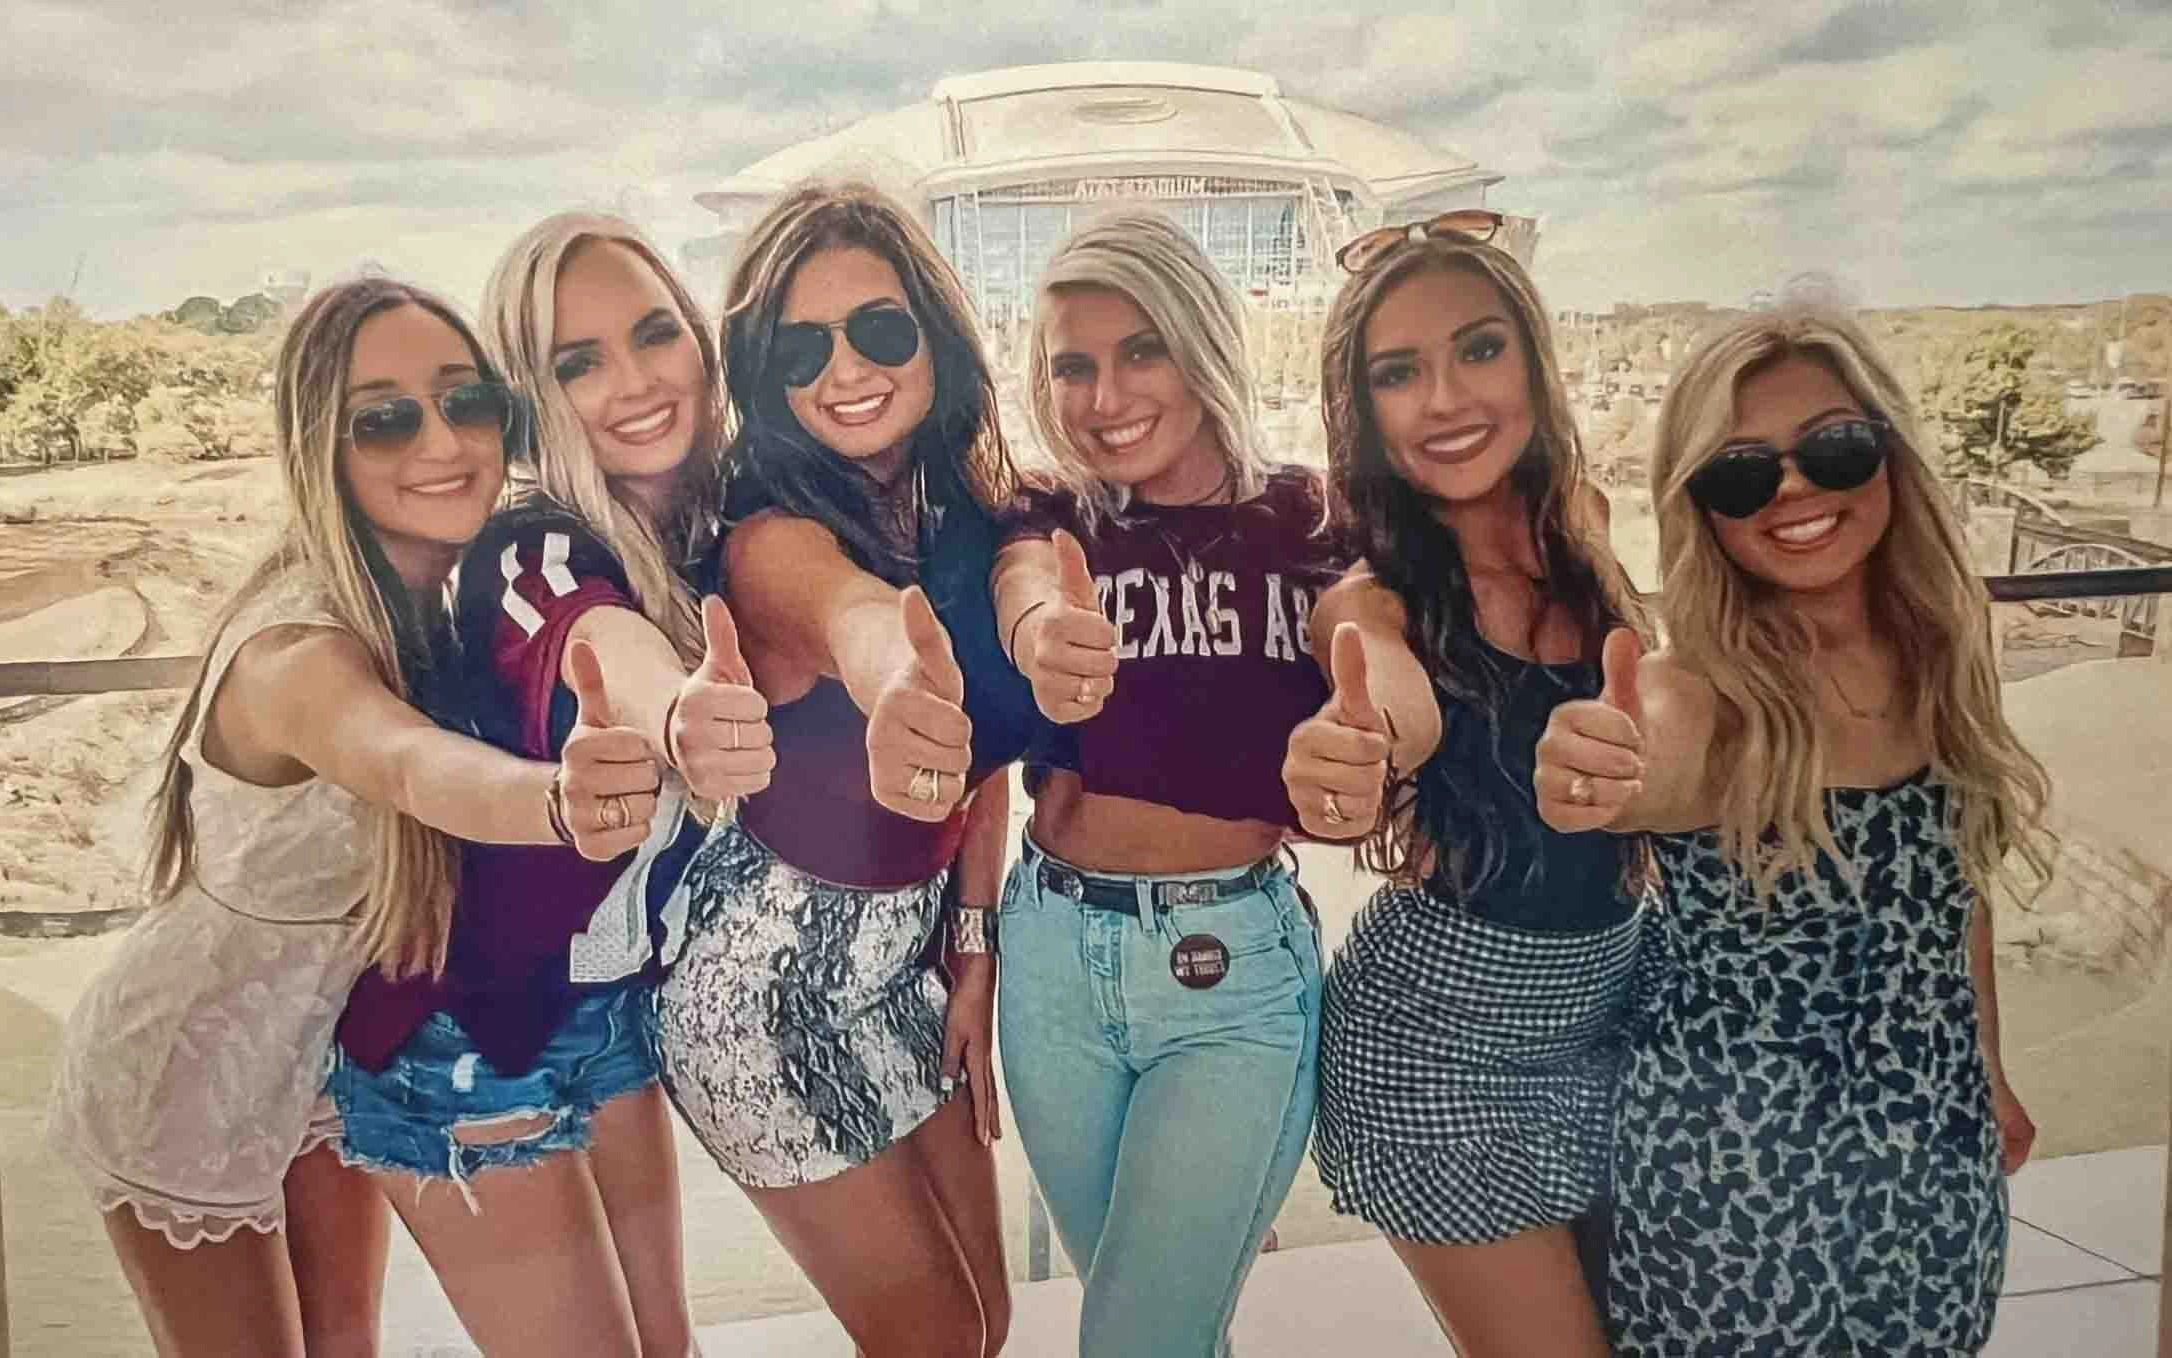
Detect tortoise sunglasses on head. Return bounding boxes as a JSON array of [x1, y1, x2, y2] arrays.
[[1334, 209, 1506, 274]]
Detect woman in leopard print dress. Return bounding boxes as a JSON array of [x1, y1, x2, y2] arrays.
[[1535, 306, 2051, 1355]]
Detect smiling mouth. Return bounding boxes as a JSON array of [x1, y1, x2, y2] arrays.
[[1768, 511, 1843, 549], [1092, 415, 1156, 452], [825, 392, 891, 426], [404, 474, 475, 497], [1417, 424, 1493, 464], [609, 402, 678, 445]]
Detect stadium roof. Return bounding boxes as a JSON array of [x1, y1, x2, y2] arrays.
[[695, 62, 1501, 219]]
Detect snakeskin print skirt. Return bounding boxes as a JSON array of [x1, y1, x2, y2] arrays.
[[655, 817, 951, 1188]]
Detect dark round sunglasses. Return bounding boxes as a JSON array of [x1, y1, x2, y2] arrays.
[[344, 381, 519, 456], [1335, 209, 1505, 273], [771, 305, 921, 389], [1686, 416, 1891, 519]]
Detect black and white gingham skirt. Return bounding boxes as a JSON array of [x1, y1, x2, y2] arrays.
[[1312, 884, 1645, 1245]]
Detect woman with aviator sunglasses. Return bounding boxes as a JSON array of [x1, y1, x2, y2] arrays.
[[1536, 306, 2047, 1354], [1300, 212, 1652, 1358], [653, 182, 1038, 1356], [330, 213, 770, 1357], [49, 277, 656, 1358]]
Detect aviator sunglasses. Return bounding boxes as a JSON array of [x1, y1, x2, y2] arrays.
[[771, 305, 922, 389], [1686, 416, 1892, 519], [1335, 209, 1505, 273], [344, 381, 520, 456]]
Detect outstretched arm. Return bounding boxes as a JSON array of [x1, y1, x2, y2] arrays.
[[1534, 632, 1720, 835]]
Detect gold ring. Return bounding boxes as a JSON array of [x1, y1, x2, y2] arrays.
[[909, 765, 939, 802], [1323, 791, 1349, 824], [597, 794, 631, 832], [1569, 774, 1594, 807]]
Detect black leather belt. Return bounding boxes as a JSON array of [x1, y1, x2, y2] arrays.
[[1034, 856, 1277, 916]]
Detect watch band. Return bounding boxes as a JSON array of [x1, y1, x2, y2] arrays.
[[950, 906, 998, 956]]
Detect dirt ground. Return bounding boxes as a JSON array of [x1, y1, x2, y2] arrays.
[[1, 456, 2165, 1355]]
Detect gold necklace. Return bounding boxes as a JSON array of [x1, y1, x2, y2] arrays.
[[1826, 668, 1891, 720]]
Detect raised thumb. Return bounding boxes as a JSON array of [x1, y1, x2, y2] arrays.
[[1599, 627, 1644, 721], [1327, 622, 1384, 732], [567, 639, 613, 729], [901, 585, 964, 703], [697, 594, 751, 684], [1053, 528, 1097, 609]]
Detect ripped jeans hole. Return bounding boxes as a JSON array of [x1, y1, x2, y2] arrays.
[[448, 1110, 559, 1147]]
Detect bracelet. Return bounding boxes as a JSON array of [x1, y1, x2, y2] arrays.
[[950, 906, 998, 956], [660, 691, 685, 772], [1004, 600, 1051, 667], [545, 770, 576, 847]]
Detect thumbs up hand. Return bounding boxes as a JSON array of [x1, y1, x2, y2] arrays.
[[1017, 529, 1119, 725], [665, 595, 775, 802], [1535, 627, 1648, 833], [1283, 623, 1394, 841], [557, 639, 662, 861], [868, 586, 974, 822]]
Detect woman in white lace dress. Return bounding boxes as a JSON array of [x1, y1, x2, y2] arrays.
[[46, 277, 663, 1357]]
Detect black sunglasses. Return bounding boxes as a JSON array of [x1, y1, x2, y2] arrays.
[[771, 306, 921, 389], [1687, 416, 1891, 519], [344, 381, 519, 456], [1335, 209, 1505, 273]]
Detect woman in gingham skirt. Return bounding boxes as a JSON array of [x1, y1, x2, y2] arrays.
[[1290, 215, 1652, 1358]]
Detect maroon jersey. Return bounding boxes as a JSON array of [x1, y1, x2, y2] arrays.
[[338, 502, 701, 1075], [1008, 465, 1348, 828]]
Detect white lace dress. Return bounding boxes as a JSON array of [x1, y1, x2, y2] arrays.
[[47, 577, 374, 1249]]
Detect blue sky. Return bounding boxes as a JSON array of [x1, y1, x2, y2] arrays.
[[3, 0, 2167, 318]]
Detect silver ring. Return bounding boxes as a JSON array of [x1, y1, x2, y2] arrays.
[[1569, 774, 1594, 807], [1323, 791, 1349, 824]]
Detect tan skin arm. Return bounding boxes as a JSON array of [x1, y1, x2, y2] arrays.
[[727, 510, 914, 710], [562, 602, 775, 801], [1971, 898, 2037, 1172], [1534, 642, 1723, 836], [991, 532, 1119, 724], [1310, 570, 1442, 777], [216, 624, 656, 855], [940, 775, 1009, 1145]]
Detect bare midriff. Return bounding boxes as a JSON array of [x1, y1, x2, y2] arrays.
[[1028, 769, 1286, 876]]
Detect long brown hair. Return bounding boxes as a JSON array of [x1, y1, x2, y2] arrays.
[[1651, 305, 2053, 898], [718, 180, 1018, 583], [1321, 234, 1648, 899], [145, 278, 488, 978]]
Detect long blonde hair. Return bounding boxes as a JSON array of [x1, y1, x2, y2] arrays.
[[1652, 305, 2053, 898], [145, 278, 483, 978], [1024, 209, 1267, 527], [481, 213, 724, 665]]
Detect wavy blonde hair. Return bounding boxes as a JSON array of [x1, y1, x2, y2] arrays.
[[1652, 305, 2052, 899], [1024, 209, 1267, 527], [145, 278, 482, 978], [481, 212, 725, 665]]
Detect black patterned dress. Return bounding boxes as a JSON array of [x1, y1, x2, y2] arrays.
[[1608, 771, 2007, 1356]]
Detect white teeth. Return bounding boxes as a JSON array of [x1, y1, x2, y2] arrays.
[[1096, 417, 1155, 450], [1771, 513, 1840, 545], [830, 393, 887, 417], [1425, 427, 1489, 455], [611, 405, 673, 439], [407, 476, 470, 496]]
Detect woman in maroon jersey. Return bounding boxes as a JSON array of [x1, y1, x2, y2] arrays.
[[989, 209, 1438, 1358], [331, 213, 772, 1357]]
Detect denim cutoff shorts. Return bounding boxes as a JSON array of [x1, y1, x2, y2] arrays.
[[330, 983, 660, 1202]]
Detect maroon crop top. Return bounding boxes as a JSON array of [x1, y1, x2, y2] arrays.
[[1007, 465, 1349, 828], [737, 675, 990, 890]]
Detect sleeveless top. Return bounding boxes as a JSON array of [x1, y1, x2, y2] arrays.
[[338, 501, 701, 1074], [1008, 465, 1347, 828], [1412, 640, 1636, 930], [48, 572, 373, 1248]]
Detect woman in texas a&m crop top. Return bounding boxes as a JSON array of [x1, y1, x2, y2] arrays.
[[989, 210, 1401, 1358]]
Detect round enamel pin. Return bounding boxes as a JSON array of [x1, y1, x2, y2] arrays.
[[1170, 933, 1231, 990]]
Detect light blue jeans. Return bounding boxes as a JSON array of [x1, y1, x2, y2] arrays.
[[998, 834, 1323, 1358]]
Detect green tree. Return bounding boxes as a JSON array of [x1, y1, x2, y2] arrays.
[[1921, 324, 2100, 482]]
